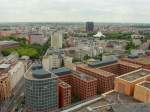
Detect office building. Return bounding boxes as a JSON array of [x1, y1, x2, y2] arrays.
[[0, 40, 19, 49], [42, 54, 62, 70], [53, 67, 97, 100], [134, 81, 150, 103], [58, 80, 71, 108], [24, 64, 58, 112], [121, 56, 150, 70], [76, 60, 141, 93], [8, 61, 25, 90], [28, 33, 48, 45], [51, 31, 63, 49], [115, 69, 150, 96], [86, 22, 94, 32]]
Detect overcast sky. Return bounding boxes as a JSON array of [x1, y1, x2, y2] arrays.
[[0, 0, 150, 23]]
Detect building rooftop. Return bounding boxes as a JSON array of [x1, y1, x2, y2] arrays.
[[52, 67, 71, 76], [24, 64, 57, 80], [58, 80, 71, 88], [118, 61, 141, 69], [72, 71, 97, 82], [140, 81, 150, 89], [77, 64, 115, 77], [119, 69, 150, 82], [0, 64, 11, 69], [134, 56, 150, 64], [112, 103, 150, 112], [76, 91, 139, 112], [123, 56, 150, 65], [0, 40, 19, 46], [88, 57, 117, 68]]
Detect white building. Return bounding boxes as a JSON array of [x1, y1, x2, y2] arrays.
[[93, 31, 105, 38], [51, 31, 63, 49], [8, 61, 25, 90], [42, 54, 61, 70]]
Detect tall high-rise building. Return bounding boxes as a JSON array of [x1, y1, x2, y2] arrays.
[[86, 22, 94, 32], [24, 64, 58, 112], [51, 31, 63, 49]]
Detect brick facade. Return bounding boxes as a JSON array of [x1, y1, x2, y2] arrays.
[[58, 81, 71, 108], [76, 61, 141, 93]]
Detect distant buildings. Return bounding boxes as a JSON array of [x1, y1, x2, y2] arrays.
[[93, 31, 105, 38], [86, 22, 94, 32], [51, 31, 63, 49], [24, 64, 58, 112], [0, 40, 19, 49], [28, 33, 48, 45]]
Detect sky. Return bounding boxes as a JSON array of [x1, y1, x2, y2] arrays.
[[0, 0, 150, 23]]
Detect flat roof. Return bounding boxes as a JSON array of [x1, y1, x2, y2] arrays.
[[140, 81, 150, 89], [76, 91, 139, 112], [0, 40, 19, 46], [72, 71, 97, 82], [134, 56, 150, 64], [24, 66, 57, 80], [88, 57, 117, 68], [77, 64, 115, 77], [52, 67, 71, 76], [59, 81, 71, 88], [119, 69, 150, 82], [0, 64, 11, 69], [112, 103, 150, 112], [124, 56, 150, 65]]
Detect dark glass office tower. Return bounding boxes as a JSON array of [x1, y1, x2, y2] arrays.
[[86, 22, 94, 32]]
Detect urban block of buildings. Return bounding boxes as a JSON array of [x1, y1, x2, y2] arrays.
[[121, 56, 150, 70], [53, 67, 97, 102], [0, 53, 27, 101], [76, 60, 141, 93], [27, 33, 49, 45]]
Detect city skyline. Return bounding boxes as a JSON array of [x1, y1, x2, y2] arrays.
[[0, 0, 150, 23]]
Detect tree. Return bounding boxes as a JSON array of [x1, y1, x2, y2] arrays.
[[83, 54, 91, 61]]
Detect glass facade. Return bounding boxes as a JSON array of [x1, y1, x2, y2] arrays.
[[25, 78, 58, 112]]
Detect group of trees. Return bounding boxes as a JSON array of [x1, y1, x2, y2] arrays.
[[1, 35, 50, 59], [105, 32, 132, 40], [125, 41, 138, 54]]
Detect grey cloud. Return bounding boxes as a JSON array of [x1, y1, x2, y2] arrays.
[[0, 0, 149, 23]]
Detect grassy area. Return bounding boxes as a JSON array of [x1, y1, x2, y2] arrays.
[[1, 35, 50, 59], [2, 46, 39, 58]]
